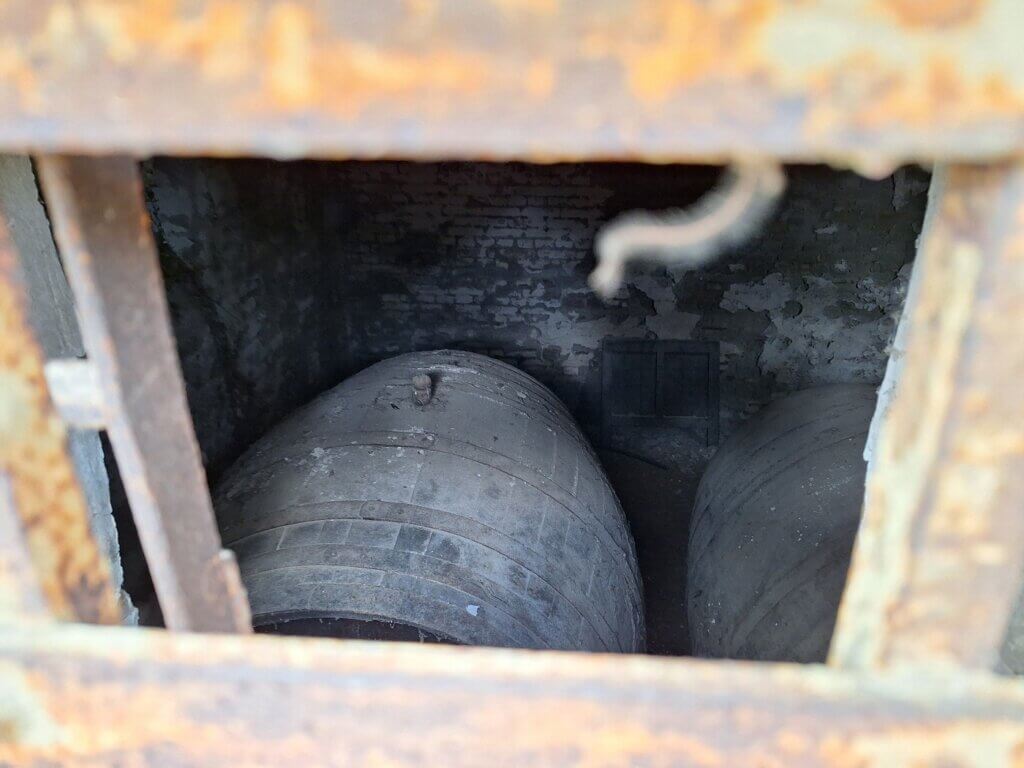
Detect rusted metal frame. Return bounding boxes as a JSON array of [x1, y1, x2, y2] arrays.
[[35, 156, 251, 634], [0, 473, 56, 626], [1, 1, 1023, 166], [0, 216, 120, 625], [0, 473, 48, 621], [831, 162, 1024, 671], [2, 623, 1024, 766]]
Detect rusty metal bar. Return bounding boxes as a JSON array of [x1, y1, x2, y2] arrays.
[[0, 217, 119, 625], [35, 156, 251, 634], [0, 472, 48, 622], [2, 623, 1024, 766], [0, 2, 1023, 166], [831, 162, 1024, 671]]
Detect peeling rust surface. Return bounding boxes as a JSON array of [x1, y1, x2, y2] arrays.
[[831, 162, 1024, 670], [0, 472, 48, 622], [0, 218, 119, 625], [35, 156, 251, 634], [880, 0, 987, 28], [0, 1, 1022, 163], [1, 624, 1024, 765]]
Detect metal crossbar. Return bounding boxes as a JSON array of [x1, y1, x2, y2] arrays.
[[0, 1, 1021, 166], [33, 156, 251, 634]]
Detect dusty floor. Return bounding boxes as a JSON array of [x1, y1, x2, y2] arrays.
[[600, 450, 697, 655]]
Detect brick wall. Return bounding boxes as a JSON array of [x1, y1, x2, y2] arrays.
[[146, 160, 928, 478]]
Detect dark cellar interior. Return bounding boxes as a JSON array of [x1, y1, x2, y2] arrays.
[[108, 159, 929, 655]]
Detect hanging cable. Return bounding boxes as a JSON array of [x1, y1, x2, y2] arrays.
[[590, 161, 786, 298]]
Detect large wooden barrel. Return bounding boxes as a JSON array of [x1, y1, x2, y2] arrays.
[[687, 385, 875, 662], [216, 350, 645, 652]]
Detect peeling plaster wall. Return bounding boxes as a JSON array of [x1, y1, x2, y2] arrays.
[[145, 160, 928, 479], [719, 267, 912, 388]]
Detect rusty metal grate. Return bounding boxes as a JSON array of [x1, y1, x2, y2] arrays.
[[0, 1, 1023, 764]]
